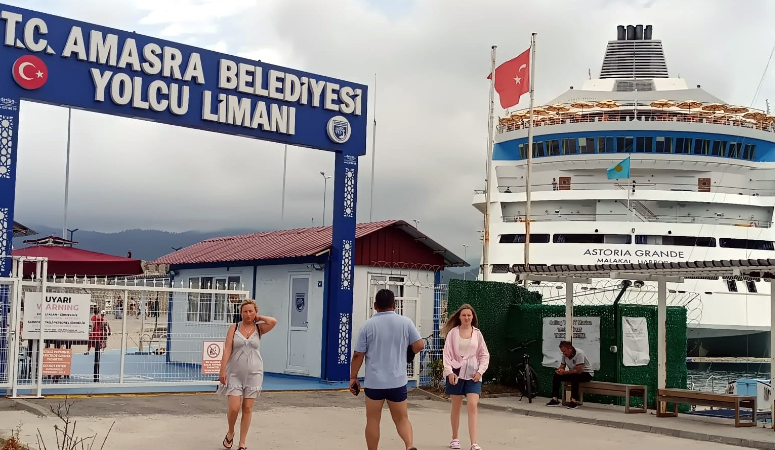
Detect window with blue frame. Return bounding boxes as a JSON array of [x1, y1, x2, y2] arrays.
[[504, 132, 762, 161]]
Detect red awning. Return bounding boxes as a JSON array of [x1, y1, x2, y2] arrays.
[[13, 245, 143, 278]]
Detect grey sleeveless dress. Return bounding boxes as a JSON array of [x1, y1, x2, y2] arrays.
[[217, 324, 264, 398]]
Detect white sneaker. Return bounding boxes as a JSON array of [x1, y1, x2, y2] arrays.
[[471, 445, 482, 450], [450, 439, 460, 449]]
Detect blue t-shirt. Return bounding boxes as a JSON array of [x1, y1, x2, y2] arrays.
[[354, 311, 422, 389]]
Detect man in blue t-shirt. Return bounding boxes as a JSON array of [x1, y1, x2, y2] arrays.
[[351, 289, 424, 450]]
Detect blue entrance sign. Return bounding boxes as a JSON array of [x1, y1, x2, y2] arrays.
[[0, 4, 366, 383]]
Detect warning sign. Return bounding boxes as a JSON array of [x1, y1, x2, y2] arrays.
[[42, 348, 72, 376], [202, 341, 224, 375]]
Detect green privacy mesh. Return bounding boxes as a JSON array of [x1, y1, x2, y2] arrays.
[[447, 279, 688, 409]]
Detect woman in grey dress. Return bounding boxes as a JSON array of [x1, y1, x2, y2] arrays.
[[219, 298, 277, 450]]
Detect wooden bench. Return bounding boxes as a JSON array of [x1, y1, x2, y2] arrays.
[[561, 381, 647, 413], [657, 388, 756, 427]]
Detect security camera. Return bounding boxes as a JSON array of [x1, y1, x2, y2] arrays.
[[554, 209, 560, 214], [634, 280, 645, 288]]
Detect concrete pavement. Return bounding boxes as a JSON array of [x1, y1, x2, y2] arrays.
[[0, 391, 747, 450]]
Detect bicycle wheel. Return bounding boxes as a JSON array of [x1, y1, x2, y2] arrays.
[[516, 364, 540, 399]]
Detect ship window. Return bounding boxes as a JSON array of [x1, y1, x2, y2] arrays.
[[552, 234, 631, 244], [562, 138, 577, 154], [598, 136, 615, 153], [693, 139, 710, 155], [498, 234, 550, 243], [746, 280, 757, 293], [725, 279, 738, 292], [662, 235, 716, 247], [674, 137, 692, 153], [655, 137, 672, 153], [518, 143, 527, 159], [635, 136, 653, 153], [728, 142, 743, 158], [711, 140, 727, 156], [616, 136, 633, 153], [743, 144, 755, 160], [719, 238, 775, 250], [578, 137, 595, 154], [546, 140, 560, 156], [532, 141, 545, 157], [635, 235, 716, 246]]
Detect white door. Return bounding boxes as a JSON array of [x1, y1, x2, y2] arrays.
[[286, 275, 310, 374]]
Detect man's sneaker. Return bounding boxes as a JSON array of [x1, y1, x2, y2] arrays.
[[450, 439, 460, 449], [566, 401, 578, 409], [546, 399, 561, 406]]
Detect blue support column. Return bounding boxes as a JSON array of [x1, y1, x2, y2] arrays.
[[0, 96, 21, 383], [323, 152, 358, 381]]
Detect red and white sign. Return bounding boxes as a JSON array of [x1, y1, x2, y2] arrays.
[[12, 55, 48, 90], [202, 341, 224, 375], [42, 348, 72, 376]]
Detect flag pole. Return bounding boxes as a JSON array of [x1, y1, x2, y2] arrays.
[[524, 33, 536, 269], [482, 45, 497, 282]]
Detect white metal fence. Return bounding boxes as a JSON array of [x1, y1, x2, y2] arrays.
[[0, 256, 249, 397], [418, 284, 448, 386]]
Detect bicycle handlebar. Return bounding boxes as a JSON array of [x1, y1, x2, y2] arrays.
[[509, 340, 537, 352]]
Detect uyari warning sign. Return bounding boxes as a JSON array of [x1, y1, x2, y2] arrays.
[[202, 341, 224, 375]]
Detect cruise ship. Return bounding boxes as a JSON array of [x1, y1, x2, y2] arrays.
[[473, 24, 775, 358]]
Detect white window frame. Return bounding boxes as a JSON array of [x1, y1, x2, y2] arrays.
[[186, 275, 242, 323]]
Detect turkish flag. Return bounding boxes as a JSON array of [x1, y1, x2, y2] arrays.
[[487, 48, 530, 109]]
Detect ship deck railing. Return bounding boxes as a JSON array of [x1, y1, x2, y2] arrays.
[[499, 213, 771, 228], [497, 109, 775, 135], [484, 181, 774, 196]]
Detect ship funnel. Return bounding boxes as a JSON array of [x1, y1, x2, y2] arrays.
[[644, 25, 653, 40], [635, 24, 644, 40], [626, 25, 635, 40], [617, 25, 626, 40]]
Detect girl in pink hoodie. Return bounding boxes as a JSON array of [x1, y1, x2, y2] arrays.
[[441, 304, 490, 450]]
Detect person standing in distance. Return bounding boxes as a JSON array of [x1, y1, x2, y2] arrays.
[[350, 289, 425, 450]]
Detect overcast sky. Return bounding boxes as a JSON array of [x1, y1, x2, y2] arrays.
[[8, 0, 775, 262]]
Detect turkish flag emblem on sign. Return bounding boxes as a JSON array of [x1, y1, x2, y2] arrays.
[[487, 48, 530, 109], [12, 54, 48, 90]]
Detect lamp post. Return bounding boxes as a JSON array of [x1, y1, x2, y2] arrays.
[[463, 244, 469, 280], [320, 171, 332, 226]]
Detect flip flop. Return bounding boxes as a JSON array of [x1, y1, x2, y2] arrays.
[[222, 432, 234, 449]]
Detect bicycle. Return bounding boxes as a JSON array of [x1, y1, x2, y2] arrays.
[[510, 339, 539, 403]]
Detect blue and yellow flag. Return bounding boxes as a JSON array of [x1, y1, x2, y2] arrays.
[[607, 157, 631, 180]]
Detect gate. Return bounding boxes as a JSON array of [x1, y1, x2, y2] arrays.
[[0, 256, 250, 397]]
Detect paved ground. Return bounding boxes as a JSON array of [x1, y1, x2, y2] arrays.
[[0, 391, 746, 449]]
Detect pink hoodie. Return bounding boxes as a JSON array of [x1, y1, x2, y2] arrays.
[[442, 326, 490, 380]]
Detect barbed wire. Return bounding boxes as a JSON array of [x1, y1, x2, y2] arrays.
[[524, 279, 703, 326]]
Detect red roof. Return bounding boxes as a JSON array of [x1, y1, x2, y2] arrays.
[[153, 220, 466, 267], [13, 245, 144, 277]]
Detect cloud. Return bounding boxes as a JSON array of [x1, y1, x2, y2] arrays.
[[7, 0, 775, 266]]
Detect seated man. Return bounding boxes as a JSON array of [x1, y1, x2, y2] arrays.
[[546, 340, 593, 409]]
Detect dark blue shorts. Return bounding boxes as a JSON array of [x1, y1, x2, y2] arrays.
[[445, 378, 482, 396], [364, 385, 408, 402]]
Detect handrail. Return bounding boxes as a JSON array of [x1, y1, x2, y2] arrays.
[[489, 181, 773, 196], [500, 213, 772, 228], [496, 108, 775, 135], [614, 185, 659, 220]]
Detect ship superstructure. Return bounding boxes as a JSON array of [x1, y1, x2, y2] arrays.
[[473, 24, 775, 357]]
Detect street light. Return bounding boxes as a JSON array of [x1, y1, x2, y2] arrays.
[[462, 244, 469, 280], [320, 171, 332, 226]]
